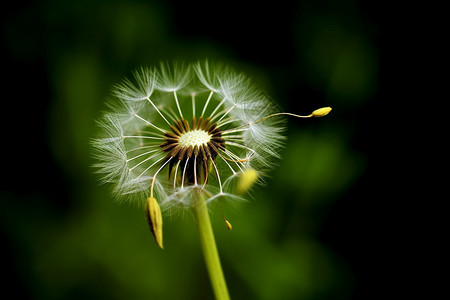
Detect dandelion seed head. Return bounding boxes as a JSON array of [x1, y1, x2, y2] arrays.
[[92, 61, 288, 212]]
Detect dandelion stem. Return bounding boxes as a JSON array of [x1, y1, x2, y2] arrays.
[[193, 191, 230, 300]]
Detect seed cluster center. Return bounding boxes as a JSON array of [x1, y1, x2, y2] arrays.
[[178, 130, 211, 148], [160, 116, 226, 186]]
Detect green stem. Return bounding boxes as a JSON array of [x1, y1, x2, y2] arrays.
[[193, 192, 230, 300]]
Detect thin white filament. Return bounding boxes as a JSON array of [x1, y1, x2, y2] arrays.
[[122, 135, 163, 140], [220, 148, 245, 172], [221, 126, 250, 135], [126, 149, 159, 162], [151, 156, 173, 197], [223, 137, 246, 143], [201, 90, 214, 116], [210, 108, 228, 122], [173, 90, 183, 118], [137, 131, 164, 138], [217, 105, 236, 123], [226, 141, 256, 153], [222, 148, 243, 161], [135, 155, 165, 180], [194, 155, 198, 186], [210, 158, 223, 193], [129, 152, 162, 171], [181, 157, 190, 189], [160, 107, 178, 122], [209, 97, 227, 120], [191, 93, 196, 117], [218, 153, 237, 174], [173, 160, 181, 188], [126, 144, 160, 153], [133, 113, 166, 133], [216, 117, 238, 128], [222, 134, 245, 140], [146, 97, 171, 126]]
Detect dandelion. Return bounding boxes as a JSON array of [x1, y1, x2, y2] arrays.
[[92, 61, 331, 300]]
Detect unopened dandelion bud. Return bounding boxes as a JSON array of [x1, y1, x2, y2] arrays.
[[225, 219, 232, 230], [145, 196, 163, 249], [237, 169, 258, 194], [312, 107, 332, 117]]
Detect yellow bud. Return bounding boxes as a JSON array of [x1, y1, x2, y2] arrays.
[[225, 219, 232, 230], [237, 169, 258, 194], [312, 107, 332, 117], [145, 196, 163, 249]]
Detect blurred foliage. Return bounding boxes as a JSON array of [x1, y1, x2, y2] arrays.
[[1, 0, 378, 299]]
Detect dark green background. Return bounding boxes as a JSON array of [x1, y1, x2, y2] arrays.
[[1, 0, 380, 299]]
